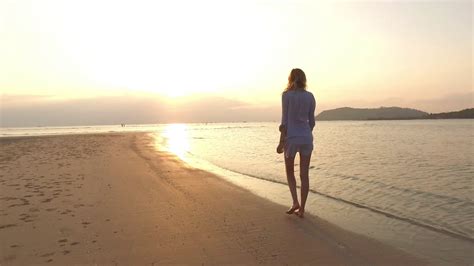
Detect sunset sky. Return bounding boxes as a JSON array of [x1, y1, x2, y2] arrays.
[[1, 0, 472, 126]]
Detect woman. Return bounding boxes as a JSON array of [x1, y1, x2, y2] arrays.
[[278, 68, 316, 218]]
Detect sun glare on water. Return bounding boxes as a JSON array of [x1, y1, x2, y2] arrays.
[[161, 124, 190, 160]]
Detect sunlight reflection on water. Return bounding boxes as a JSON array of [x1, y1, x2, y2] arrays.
[[160, 124, 190, 160]]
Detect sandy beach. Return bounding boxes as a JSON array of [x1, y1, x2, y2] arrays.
[[0, 133, 425, 265]]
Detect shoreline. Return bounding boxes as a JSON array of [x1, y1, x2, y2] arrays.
[[1, 133, 425, 264]]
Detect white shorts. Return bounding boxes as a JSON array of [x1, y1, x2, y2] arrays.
[[284, 142, 313, 159]]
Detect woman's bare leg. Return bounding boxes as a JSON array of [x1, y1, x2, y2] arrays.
[[284, 155, 300, 213], [297, 153, 311, 217]]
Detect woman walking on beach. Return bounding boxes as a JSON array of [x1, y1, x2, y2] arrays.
[[278, 68, 316, 218]]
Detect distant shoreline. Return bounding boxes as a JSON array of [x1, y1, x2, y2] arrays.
[[316, 117, 474, 121], [316, 107, 474, 121]]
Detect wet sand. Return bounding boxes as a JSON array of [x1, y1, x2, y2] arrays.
[[0, 133, 426, 265]]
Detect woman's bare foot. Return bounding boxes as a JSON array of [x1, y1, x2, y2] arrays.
[[285, 204, 300, 214], [295, 208, 305, 218]]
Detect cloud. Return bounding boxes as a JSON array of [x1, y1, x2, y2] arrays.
[[1, 94, 56, 106], [1, 95, 159, 127], [2, 92, 471, 127], [0, 94, 280, 127], [408, 92, 473, 113]]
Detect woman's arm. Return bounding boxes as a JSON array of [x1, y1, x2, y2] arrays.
[[309, 94, 316, 131], [276, 93, 288, 154], [281, 92, 288, 128]]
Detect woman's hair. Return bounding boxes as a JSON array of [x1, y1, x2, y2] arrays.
[[285, 68, 307, 92]]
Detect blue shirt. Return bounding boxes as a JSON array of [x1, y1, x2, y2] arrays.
[[281, 90, 316, 144]]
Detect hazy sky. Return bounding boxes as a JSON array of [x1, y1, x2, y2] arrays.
[[1, 0, 472, 126]]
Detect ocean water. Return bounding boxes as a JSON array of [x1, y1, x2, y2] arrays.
[[155, 121, 474, 238], [2, 120, 473, 264], [152, 120, 474, 265]]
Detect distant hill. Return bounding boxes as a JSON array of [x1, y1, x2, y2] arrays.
[[316, 107, 428, 121], [425, 108, 474, 119]]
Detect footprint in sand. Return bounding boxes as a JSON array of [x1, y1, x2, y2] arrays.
[[0, 197, 17, 201], [19, 214, 35, 223], [20, 213, 36, 223], [4, 198, 29, 208], [60, 209, 73, 215], [0, 224, 17, 230], [40, 252, 54, 258], [41, 198, 53, 203]]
